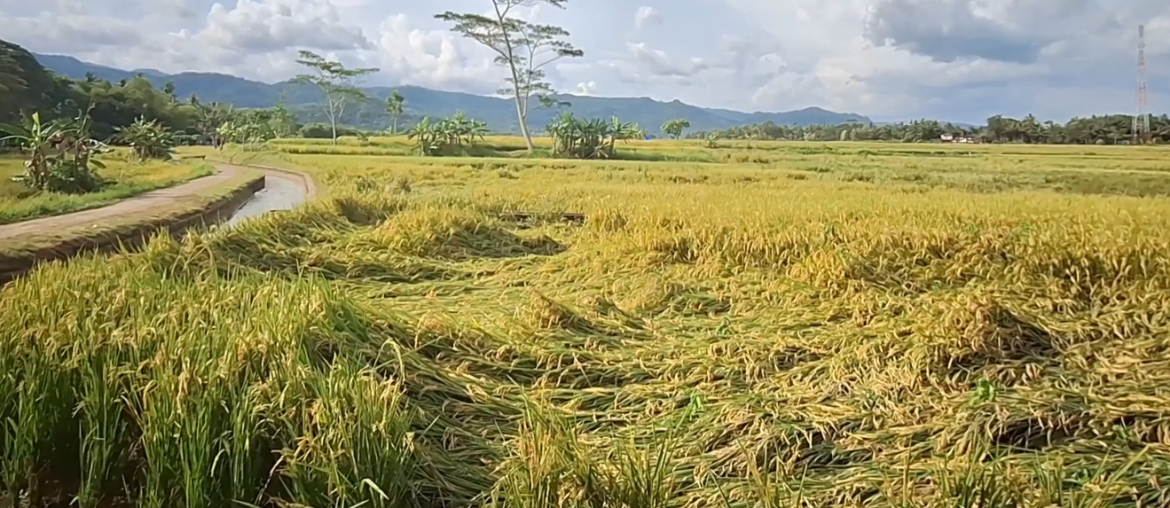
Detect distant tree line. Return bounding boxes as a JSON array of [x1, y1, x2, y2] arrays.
[[0, 39, 326, 150], [689, 115, 1170, 145], [8, 37, 1170, 148]]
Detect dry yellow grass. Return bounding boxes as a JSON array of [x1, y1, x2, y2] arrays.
[[3, 141, 1170, 508]]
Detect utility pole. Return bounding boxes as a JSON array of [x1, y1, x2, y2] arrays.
[[1135, 24, 1152, 144]]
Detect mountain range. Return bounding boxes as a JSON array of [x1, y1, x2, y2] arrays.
[[33, 52, 872, 134]]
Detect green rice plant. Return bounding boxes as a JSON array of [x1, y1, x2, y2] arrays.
[[2, 355, 73, 507], [75, 350, 129, 508], [486, 401, 597, 508], [222, 384, 266, 506], [129, 365, 181, 508], [279, 361, 417, 508]]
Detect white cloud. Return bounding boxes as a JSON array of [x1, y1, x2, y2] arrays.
[[2, 13, 144, 53], [575, 80, 598, 95], [603, 43, 711, 82], [199, 0, 372, 53], [3, 0, 1170, 122], [634, 6, 660, 30], [362, 13, 501, 94]]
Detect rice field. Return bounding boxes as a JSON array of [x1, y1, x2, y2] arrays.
[[3, 139, 1170, 508], [0, 153, 212, 224]]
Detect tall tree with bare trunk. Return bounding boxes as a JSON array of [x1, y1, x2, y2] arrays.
[[292, 50, 378, 145], [436, 0, 583, 151]]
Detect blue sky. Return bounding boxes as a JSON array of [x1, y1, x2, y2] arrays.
[[2, 0, 1169, 123]]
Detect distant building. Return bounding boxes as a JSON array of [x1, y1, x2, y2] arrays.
[[940, 133, 977, 143]]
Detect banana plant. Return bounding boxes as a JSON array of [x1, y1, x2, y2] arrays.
[[0, 112, 61, 189], [440, 112, 472, 146], [468, 119, 489, 144], [705, 132, 721, 148], [0, 107, 107, 193], [547, 113, 642, 159], [116, 116, 174, 159], [406, 116, 441, 155], [217, 119, 275, 151], [408, 113, 490, 156]]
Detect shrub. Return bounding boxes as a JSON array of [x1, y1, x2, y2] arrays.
[[546, 113, 644, 159], [115, 116, 175, 160]]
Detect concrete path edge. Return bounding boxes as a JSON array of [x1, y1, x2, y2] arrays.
[[0, 163, 316, 284]]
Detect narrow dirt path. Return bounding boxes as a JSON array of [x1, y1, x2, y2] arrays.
[[0, 165, 246, 241], [0, 163, 314, 242]]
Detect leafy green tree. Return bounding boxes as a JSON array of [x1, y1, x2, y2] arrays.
[[291, 50, 379, 144], [0, 40, 67, 125], [435, 0, 584, 152], [385, 90, 405, 134], [661, 118, 690, 139]]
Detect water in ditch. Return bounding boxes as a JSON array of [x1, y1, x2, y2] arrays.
[[225, 176, 307, 226]]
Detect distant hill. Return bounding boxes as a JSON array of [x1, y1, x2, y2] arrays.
[[33, 52, 872, 134]]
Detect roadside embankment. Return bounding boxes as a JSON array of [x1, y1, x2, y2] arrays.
[[0, 166, 266, 284]]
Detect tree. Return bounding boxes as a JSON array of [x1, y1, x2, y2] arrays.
[[268, 93, 297, 138], [662, 118, 690, 139], [435, 0, 584, 152], [192, 100, 233, 148], [385, 90, 405, 134], [291, 50, 378, 144]]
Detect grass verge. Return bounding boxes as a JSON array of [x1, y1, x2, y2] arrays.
[[0, 168, 262, 283], [0, 155, 215, 225]]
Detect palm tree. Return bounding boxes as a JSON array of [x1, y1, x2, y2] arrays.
[[385, 90, 405, 134]]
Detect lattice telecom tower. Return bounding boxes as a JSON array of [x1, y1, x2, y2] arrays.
[[1135, 24, 1152, 144]]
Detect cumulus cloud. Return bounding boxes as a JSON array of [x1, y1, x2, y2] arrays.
[[634, 6, 660, 30], [1, 0, 383, 82], [0, 12, 144, 53], [862, 0, 1113, 64], [199, 0, 371, 53], [623, 43, 709, 78], [365, 14, 502, 94], [4, 0, 1170, 121]]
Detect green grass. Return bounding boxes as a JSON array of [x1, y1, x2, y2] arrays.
[[3, 140, 1170, 508], [0, 153, 214, 224]]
